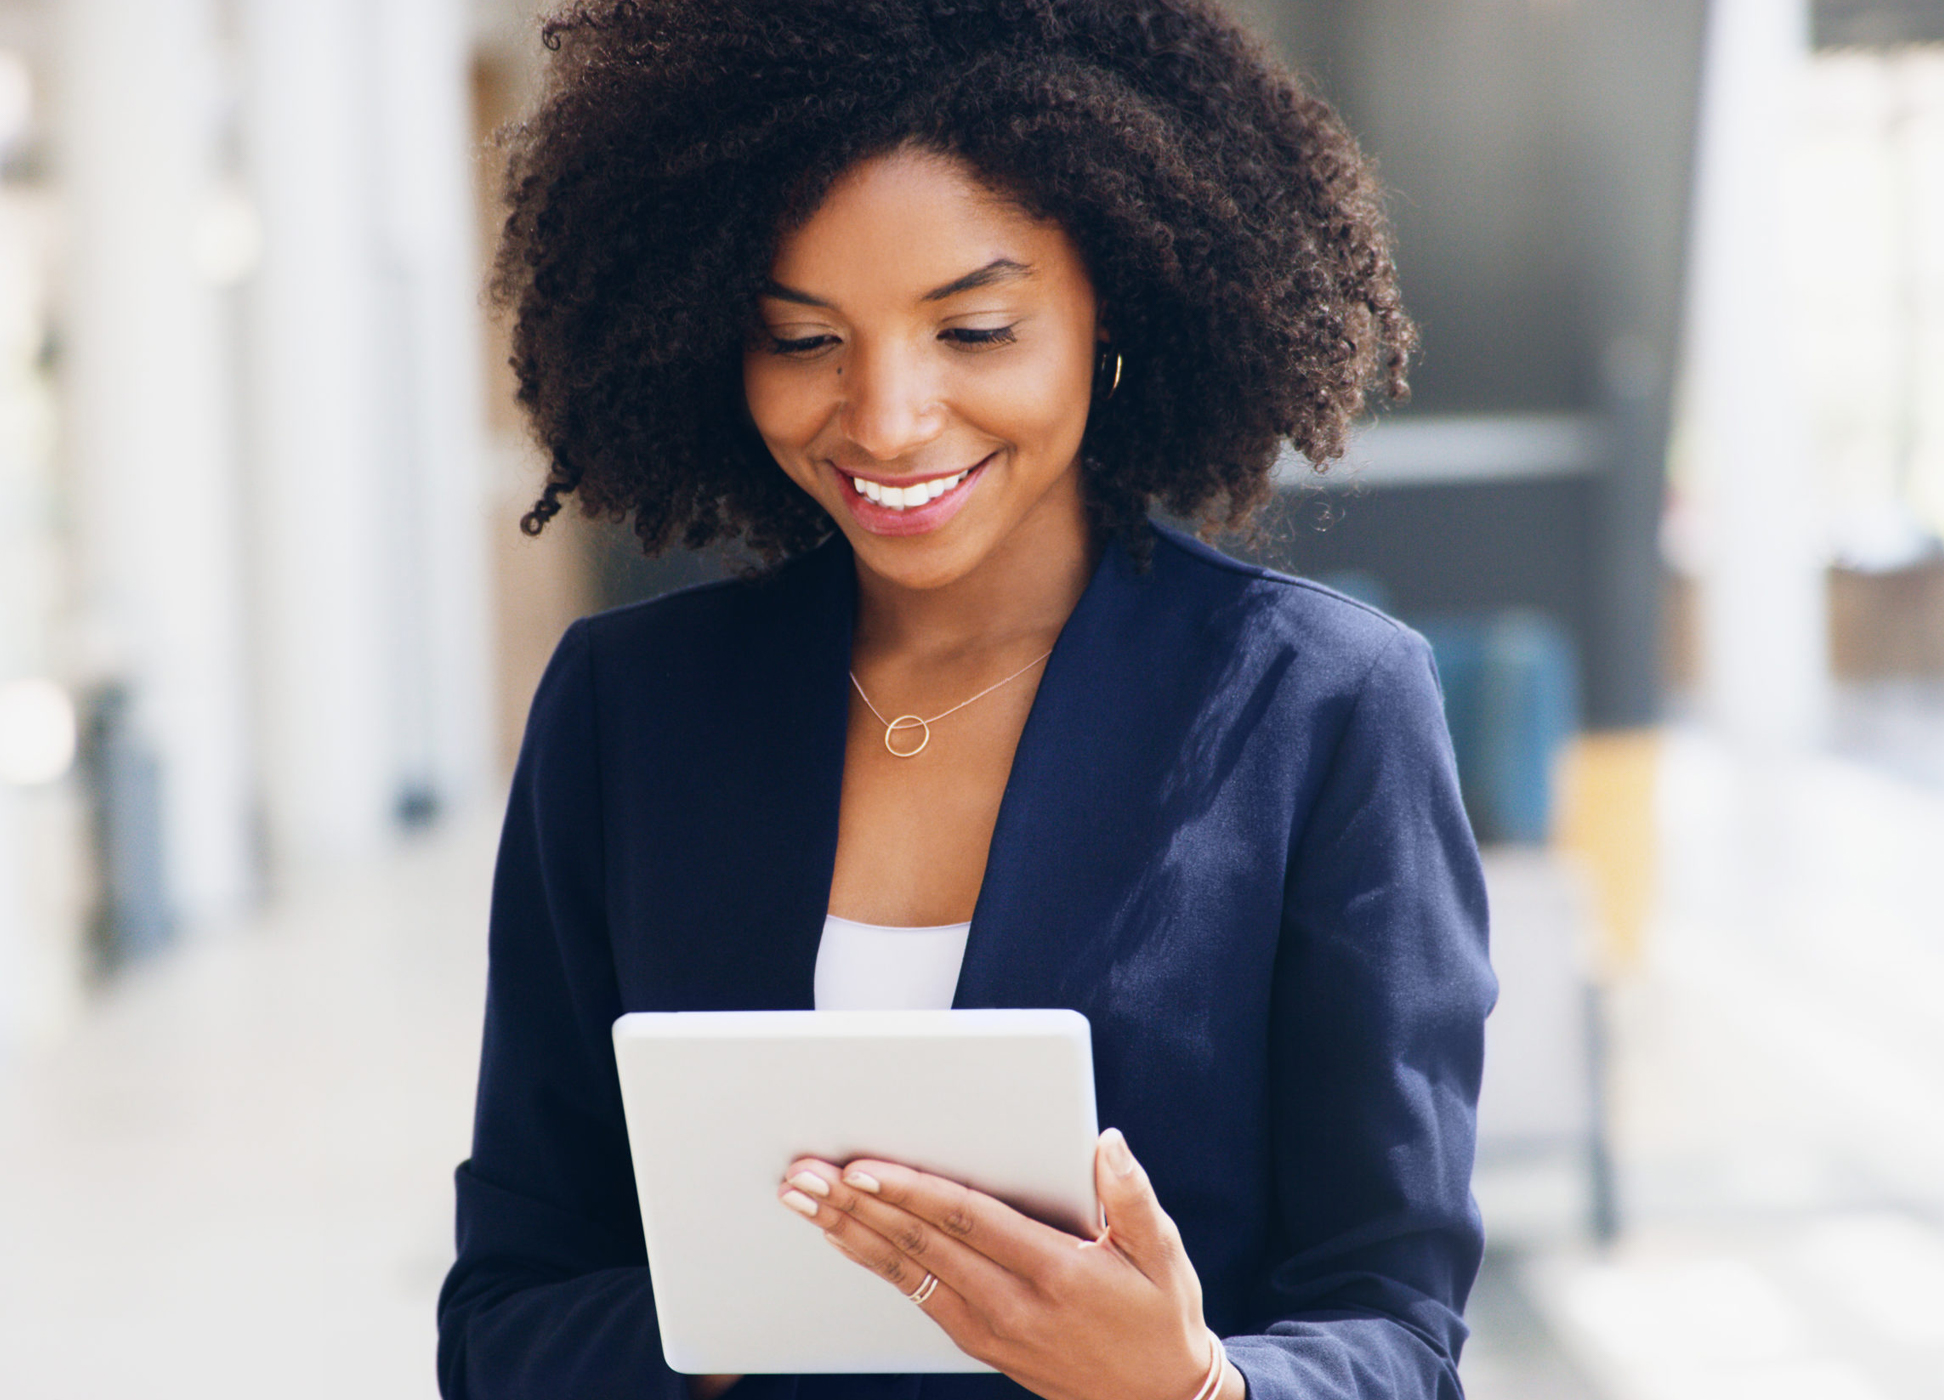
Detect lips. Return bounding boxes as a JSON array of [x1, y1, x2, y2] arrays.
[[834, 455, 992, 536]]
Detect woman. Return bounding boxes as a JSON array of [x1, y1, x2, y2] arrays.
[[438, 3, 1493, 1399]]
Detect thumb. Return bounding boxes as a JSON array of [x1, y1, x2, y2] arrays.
[[1094, 1127, 1182, 1277]]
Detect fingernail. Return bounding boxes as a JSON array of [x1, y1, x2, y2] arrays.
[[1102, 1127, 1136, 1177], [843, 1170, 880, 1194], [789, 1171, 830, 1198], [781, 1190, 821, 1217]]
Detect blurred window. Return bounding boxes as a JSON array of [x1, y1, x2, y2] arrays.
[[1787, 45, 1944, 568]]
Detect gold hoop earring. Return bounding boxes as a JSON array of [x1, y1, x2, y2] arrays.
[[1097, 347, 1123, 400]]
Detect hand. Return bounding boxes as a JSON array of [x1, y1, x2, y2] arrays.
[[777, 1127, 1240, 1400]]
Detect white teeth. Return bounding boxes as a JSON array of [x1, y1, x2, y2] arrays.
[[851, 468, 970, 510]]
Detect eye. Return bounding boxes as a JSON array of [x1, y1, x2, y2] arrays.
[[941, 324, 1018, 350], [765, 332, 840, 358]]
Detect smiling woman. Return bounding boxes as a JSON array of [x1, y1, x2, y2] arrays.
[[440, 5, 1492, 1400]]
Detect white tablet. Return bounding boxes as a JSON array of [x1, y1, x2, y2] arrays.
[[611, 1008, 1099, 1375]]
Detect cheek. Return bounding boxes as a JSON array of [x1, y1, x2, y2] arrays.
[[743, 357, 818, 458], [977, 346, 1093, 457]]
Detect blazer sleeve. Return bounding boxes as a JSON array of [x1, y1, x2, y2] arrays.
[[436, 621, 687, 1400], [1226, 627, 1495, 1400]]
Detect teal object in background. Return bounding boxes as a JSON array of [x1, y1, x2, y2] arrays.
[[1412, 612, 1580, 846]]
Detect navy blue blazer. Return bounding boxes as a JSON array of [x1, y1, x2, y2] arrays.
[[438, 521, 1494, 1400]]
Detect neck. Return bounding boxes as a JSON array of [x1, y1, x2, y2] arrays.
[[850, 481, 1100, 661]]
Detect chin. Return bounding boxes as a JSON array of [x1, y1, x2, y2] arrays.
[[846, 528, 988, 592]]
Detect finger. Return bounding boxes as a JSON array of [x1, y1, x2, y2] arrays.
[[1093, 1128, 1185, 1283], [822, 1226, 1008, 1370], [782, 1161, 1018, 1301], [815, 1211, 935, 1299], [831, 1157, 1079, 1276]]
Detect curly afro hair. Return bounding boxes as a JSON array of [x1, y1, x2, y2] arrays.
[[495, 0, 1414, 562]]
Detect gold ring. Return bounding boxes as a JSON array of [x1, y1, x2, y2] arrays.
[[908, 1272, 938, 1305], [884, 715, 930, 758]]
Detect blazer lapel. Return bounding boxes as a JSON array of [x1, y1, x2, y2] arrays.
[[955, 533, 1164, 1010]]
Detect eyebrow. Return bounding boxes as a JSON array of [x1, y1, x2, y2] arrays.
[[759, 280, 834, 309], [921, 258, 1032, 301], [759, 258, 1033, 310]]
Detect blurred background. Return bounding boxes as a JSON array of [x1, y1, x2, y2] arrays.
[[0, 0, 1939, 1395]]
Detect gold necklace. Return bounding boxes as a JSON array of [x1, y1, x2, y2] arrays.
[[849, 648, 1054, 758]]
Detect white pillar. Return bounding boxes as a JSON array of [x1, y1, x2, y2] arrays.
[[1681, 0, 1828, 751], [237, 0, 395, 865], [55, 0, 256, 926], [371, 0, 494, 818]]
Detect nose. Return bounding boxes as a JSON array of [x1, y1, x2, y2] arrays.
[[838, 339, 943, 462]]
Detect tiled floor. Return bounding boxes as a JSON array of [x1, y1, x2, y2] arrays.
[[1523, 1213, 1944, 1400], [2, 725, 1940, 1398], [0, 817, 496, 1399]]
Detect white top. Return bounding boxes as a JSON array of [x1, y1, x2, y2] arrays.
[[814, 913, 973, 1011]]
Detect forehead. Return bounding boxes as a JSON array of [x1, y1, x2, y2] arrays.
[[767, 148, 1087, 305]]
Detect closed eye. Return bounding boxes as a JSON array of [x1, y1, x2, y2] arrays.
[[766, 333, 840, 357], [941, 325, 1018, 349]]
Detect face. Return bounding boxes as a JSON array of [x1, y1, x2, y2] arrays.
[[743, 147, 1101, 593]]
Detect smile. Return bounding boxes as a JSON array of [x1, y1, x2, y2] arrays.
[[848, 468, 970, 511], [833, 454, 995, 537]]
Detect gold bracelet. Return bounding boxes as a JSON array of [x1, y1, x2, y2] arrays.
[[1186, 1329, 1228, 1400]]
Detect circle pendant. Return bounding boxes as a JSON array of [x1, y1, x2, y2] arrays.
[[884, 715, 931, 758]]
